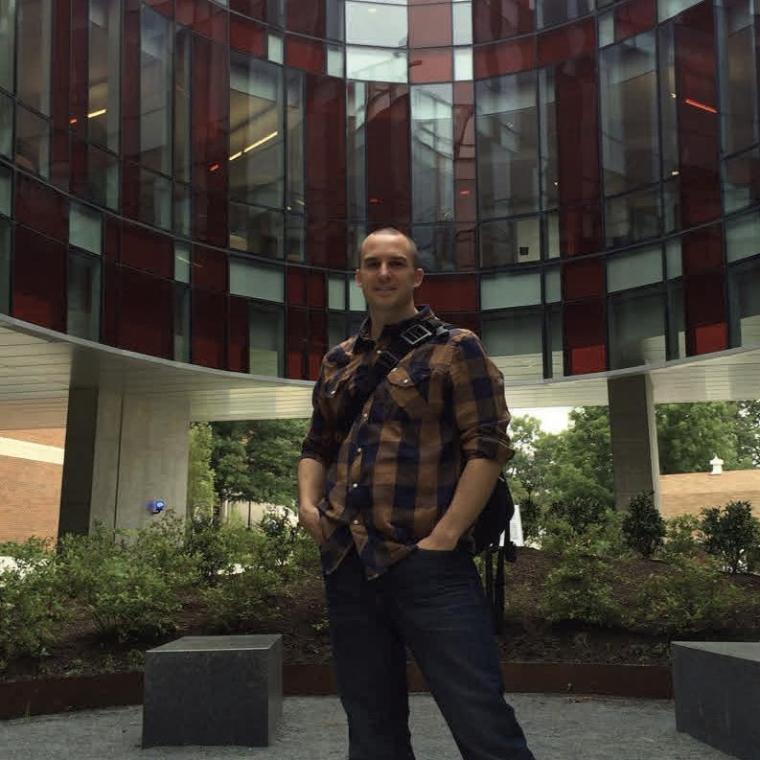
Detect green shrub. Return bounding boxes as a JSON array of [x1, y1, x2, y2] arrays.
[[541, 511, 627, 560], [0, 540, 67, 669], [546, 496, 611, 534], [58, 517, 199, 642], [540, 546, 623, 627], [627, 557, 743, 636], [700, 501, 760, 574], [622, 491, 666, 559], [519, 497, 541, 542], [661, 515, 702, 561]]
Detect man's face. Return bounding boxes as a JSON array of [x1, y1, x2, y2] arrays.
[[355, 233, 424, 313]]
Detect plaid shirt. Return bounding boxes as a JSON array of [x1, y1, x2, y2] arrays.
[[300, 306, 514, 579]]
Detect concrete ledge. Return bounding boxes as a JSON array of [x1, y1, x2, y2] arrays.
[[672, 641, 760, 760], [142, 635, 283, 748]]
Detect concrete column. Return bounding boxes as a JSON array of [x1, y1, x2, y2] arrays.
[[607, 374, 661, 511], [59, 388, 191, 535]]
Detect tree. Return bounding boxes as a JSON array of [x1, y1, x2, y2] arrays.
[[700, 501, 760, 574], [736, 400, 760, 467], [622, 491, 665, 558], [506, 415, 543, 505], [187, 423, 216, 512]]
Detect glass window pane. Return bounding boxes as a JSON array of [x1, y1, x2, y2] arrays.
[[658, 0, 703, 23], [731, 262, 760, 347], [607, 245, 662, 292], [666, 238, 682, 278], [174, 242, 191, 283], [286, 70, 304, 211], [726, 211, 760, 263], [250, 305, 283, 376], [67, 252, 101, 341], [600, 33, 659, 196], [0, 218, 9, 314], [349, 278, 365, 311], [328, 275, 345, 310], [230, 257, 284, 302], [453, 48, 473, 81], [174, 284, 190, 362], [608, 289, 666, 368], [481, 271, 541, 310], [476, 71, 539, 218], [86, 144, 119, 210], [538, 67, 558, 209], [452, 3, 472, 45], [346, 2, 407, 47], [480, 216, 541, 266], [346, 47, 408, 83], [139, 169, 172, 230], [17, 0, 52, 114], [482, 311, 544, 382], [413, 223, 457, 272], [723, 146, 760, 213], [174, 27, 192, 184], [69, 203, 102, 254], [347, 82, 367, 218], [545, 268, 561, 302], [229, 203, 283, 258], [0, 164, 10, 216], [412, 85, 454, 223], [0, 92, 12, 157], [327, 44, 344, 77], [230, 53, 284, 208], [537, 0, 592, 29], [0, 0, 15, 92], [174, 183, 190, 236], [605, 185, 661, 247], [268, 32, 284, 64], [140, 6, 172, 174], [15, 105, 50, 178], [88, 0, 121, 153]]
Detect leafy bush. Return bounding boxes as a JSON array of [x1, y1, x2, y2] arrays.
[[540, 546, 623, 627], [0, 539, 67, 669], [519, 497, 541, 542], [546, 495, 611, 534], [661, 515, 702, 561], [700, 501, 760, 573], [627, 558, 743, 636], [541, 510, 627, 560], [622, 491, 665, 559], [58, 517, 200, 642]]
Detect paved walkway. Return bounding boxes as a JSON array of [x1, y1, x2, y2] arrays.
[[0, 694, 729, 759]]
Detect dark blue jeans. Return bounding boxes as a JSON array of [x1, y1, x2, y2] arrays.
[[323, 547, 535, 760]]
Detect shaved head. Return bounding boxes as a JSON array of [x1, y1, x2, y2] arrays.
[[359, 228, 421, 270]]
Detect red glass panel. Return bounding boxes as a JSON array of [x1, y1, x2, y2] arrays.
[[104, 216, 121, 262], [674, 1, 721, 227], [12, 227, 67, 333], [192, 244, 228, 292], [121, 223, 174, 278], [51, 0, 72, 190], [366, 85, 411, 229], [287, 0, 325, 37], [409, 5, 453, 47], [230, 15, 266, 56], [537, 17, 596, 67], [306, 75, 347, 267], [228, 296, 249, 372], [614, 0, 656, 41], [556, 56, 603, 256], [416, 275, 478, 312], [68, 137, 87, 200], [287, 267, 307, 305], [473, 0, 534, 43], [684, 273, 727, 355], [118, 267, 174, 358], [192, 36, 229, 247], [308, 309, 327, 379], [145, 0, 174, 17], [681, 223, 723, 276], [409, 49, 453, 84], [192, 289, 227, 368], [121, 161, 140, 221], [286, 36, 326, 75], [15, 174, 69, 243], [563, 300, 606, 374], [474, 37, 535, 79], [287, 307, 308, 378], [562, 258, 604, 300], [102, 261, 119, 346], [176, 0, 227, 42], [454, 83, 476, 223], [308, 271, 326, 308], [230, 0, 268, 21], [455, 224, 477, 270]]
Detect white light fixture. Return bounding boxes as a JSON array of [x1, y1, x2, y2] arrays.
[[229, 131, 279, 161], [87, 109, 107, 118]]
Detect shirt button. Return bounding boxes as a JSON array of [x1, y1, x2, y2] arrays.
[[362, 413, 369, 420], [376, 349, 382, 355], [356, 447, 362, 454], [352, 519, 360, 525], [352, 483, 358, 489], [402, 378, 410, 384]]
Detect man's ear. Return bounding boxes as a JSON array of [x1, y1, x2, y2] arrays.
[[413, 268, 424, 288], [354, 268, 363, 287]]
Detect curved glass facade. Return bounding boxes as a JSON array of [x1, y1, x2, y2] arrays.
[[0, 0, 758, 383]]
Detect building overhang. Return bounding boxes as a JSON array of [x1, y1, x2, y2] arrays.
[[0, 314, 758, 430]]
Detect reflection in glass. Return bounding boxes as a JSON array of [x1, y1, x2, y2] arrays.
[[454, 48, 473, 81], [139, 169, 172, 230], [346, 47, 408, 83], [482, 310, 544, 382], [346, 2, 407, 47], [538, 68, 558, 209], [285, 212, 305, 261], [606, 245, 662, 292], [230, 256, 285, 301], [347, 82, 367, 218], [174, 183, 191, 237], [15, 105, 49, 177], [86, 144, 119, 209], [0, 92, 11, 157], [67, 251, 101, 341], [174, 27, 192, 184], [480, 215, 541, 266], [17, 0, 52, 114], [477, 71, 539, 219], [545, 211, 560, 257], [662, 176, 680, 232], [600, 33, 659, 196], [412, 85, 454, 223], [286, 70, 305, 212], [719, 0, 758, 154], [729, 261, 760, 347], [0, 0, 15, 92], [481, 271, 541, 310], [658, 25, 678, 178], [268, 33, 284, 64], [605, 186, 660, 247], [412, 223, 456, 271], [725, 211, 760, 263], [140, 6, 172, 174], [722, 146, 760, 213], [608, 288, 666, 369], [230, 54, 284, 208], [174, 242, 191, 283], [537, 0, 592, 29], [453, 3, 473, 45], [250, 306, 283, 376], [69, 202, 102, 254], [229, 202, 283, 258], [88, 0, 121, 152]]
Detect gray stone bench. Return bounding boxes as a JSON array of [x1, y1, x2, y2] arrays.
[[142, 634, 282, 748], [672, 641, 760, 760]]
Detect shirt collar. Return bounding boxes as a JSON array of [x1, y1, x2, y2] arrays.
[[354, 305, 434, 353]]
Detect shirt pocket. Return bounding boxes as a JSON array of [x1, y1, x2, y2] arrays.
[[385, 365, 435, 420]]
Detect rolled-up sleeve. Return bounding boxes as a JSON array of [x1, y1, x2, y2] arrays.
[[450, 333, 514, 467], [299, 363, 340, 467]]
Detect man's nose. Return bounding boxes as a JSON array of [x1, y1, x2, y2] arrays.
[[379, 263, 391, 277]]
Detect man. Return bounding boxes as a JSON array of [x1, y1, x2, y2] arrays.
[[298, 228, 534, 760]]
